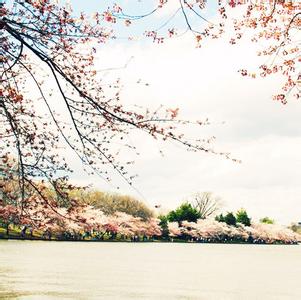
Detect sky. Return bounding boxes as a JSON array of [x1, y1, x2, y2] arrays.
[[54, 1, 301, 224]]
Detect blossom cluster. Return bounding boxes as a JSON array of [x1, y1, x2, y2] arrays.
[[0, 199, 162, 239], [168, 219, 301, 244]]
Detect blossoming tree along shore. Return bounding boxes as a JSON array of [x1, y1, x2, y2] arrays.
[[167, 219, 300, 244], [1, 0, 300, 224], [1, 197, 300, 244]]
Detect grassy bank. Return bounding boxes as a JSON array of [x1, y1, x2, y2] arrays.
[[0, 226, 299, 245]]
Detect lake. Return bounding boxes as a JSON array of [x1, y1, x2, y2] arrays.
[[0, 241, 300, 299]]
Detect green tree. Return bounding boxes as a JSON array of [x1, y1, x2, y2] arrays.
[[224, 212, 237, 226], [236, 209, 251, 226], [215, 214, 225, 223], [167, 203, 200, 224], [158, 215, 169, 238], [260, 217, 274, 225]]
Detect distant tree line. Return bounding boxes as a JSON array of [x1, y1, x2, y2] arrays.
[[1, 183, 299, 244]]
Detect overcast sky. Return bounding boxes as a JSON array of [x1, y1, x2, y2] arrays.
[[61, 2, 301, 224]]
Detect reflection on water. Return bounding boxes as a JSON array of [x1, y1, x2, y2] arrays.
[[0, 240, 300, 299]]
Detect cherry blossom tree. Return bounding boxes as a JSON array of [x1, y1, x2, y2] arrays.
[[250, 223, 301, 244], [136, 1, 300, 104], [144, 217, 162, 238], [167, 218, 300, 244], [168, 221, 182, 237], [113, 211, 142, 238], [0, 201, 19, 235]]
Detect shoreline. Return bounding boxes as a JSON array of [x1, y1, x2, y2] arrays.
[[0, 236, 299, 245]]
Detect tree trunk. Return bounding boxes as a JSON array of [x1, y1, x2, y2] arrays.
[[6, 223, 9, 236]]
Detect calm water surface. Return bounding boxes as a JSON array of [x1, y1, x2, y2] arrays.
[[0, 241, 300, 299]]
